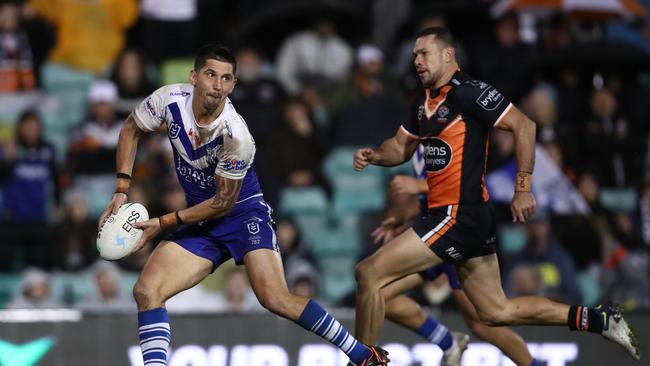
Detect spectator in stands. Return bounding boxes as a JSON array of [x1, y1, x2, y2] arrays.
[[470, 12, 536, 103], [138, 0, 198, 62], [507, 264, 545, 298], [504, 210, 581, 303], [24, 0, 137, 74], [276, 218, 321, 296], [0, 1, 35, 92], [6, 267, 62, 308], [330, 44, 406, 147], [57, 192, 96, 270], [110, 47, 156, 119], [262, 98, 329, 192], [276, 18, 353, 95], [580, 88, 640, 187], [0, 110, 59, 270], [214, 267, 263, 314], [76, 261, 135, 313], [67, 80, 121, 177], [229, 46, 286, 147]]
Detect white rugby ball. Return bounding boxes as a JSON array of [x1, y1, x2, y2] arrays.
[[97, 203, 149, 260]]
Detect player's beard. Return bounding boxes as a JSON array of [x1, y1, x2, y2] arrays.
[[203, 93, 222, 112]]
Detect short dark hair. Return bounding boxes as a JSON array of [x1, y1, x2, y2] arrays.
[[416, 27, 455, 48], [194, 44, 237, 75]]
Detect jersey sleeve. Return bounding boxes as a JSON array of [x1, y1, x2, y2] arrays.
[[400, 98, 423, 138], [452, 80, 513, 127], [132, 86, 168, 131], [214, 128, 254, 180]]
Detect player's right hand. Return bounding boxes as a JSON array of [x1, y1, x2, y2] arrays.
[[390, 175, 422, 195], [371, 216, 404, 245], [353, 147, 375, 171], [98, 192, 127, 229]]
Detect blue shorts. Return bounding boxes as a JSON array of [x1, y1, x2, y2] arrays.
[[419, 263, 461, 290], [167, 197, 279, 271]]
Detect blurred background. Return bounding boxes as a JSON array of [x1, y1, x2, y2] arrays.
[[0, 0, 648, 330]]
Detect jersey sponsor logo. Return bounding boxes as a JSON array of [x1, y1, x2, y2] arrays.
[[170, 91, 191, 96], [176, 159, 215, 189], [417, 105, 424, 121], [222, 159, 247, 172], [477, 87, 504, 111], [423, 138, 452, 172], [144, 97, 157, 118], [169, 122, 182, 139]]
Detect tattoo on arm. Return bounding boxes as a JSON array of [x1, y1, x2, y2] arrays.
[[210, 176, 243, 211]]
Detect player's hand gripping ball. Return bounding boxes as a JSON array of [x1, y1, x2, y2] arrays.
[[97, 203, 149, 260]]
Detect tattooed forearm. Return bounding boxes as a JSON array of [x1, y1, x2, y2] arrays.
[[210, 176, 243, 211]]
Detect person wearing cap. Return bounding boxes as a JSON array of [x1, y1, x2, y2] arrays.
[[67, 79, 122, 178], [330, 43, 406, 147], [6, 267, 62, 309], [76, 261, 135, 313]]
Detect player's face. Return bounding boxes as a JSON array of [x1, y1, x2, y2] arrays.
[[413, 35, 445, 88], [190, 59, 236, 110]]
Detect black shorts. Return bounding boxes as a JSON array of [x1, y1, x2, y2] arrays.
[[412, 203, 496, 264]]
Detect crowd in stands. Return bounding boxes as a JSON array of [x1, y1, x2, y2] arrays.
[[0, 0, 649, 314]]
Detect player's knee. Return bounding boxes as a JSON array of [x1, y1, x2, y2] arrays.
[[354, 258, 377, 286], [257, 288, 290, 315], [132, 280, 162, 309]]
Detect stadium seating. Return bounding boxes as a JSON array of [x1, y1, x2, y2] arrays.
[[160, 59, 194, 85]]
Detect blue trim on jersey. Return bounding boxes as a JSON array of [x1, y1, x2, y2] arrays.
[[168, 103, 224, 161]]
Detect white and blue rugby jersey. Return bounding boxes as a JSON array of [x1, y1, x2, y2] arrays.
[[133, 83, 262, 206]]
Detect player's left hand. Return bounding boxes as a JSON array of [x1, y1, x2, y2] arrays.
[[511, 191, 536, 224], [132, 218, 162, 252]]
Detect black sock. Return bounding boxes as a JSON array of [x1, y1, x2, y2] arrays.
[[568, 305, 604, 333]]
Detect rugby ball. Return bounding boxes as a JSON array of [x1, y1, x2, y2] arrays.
[[97, 203, 149, 260]]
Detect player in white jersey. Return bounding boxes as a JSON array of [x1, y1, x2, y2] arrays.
[[98, 44, 389, 366]]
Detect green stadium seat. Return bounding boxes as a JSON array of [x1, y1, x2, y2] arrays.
[[278, 187, 329, 217], [160, 58, 194, 85], [323, 147, 386, 217], [310, 226, 360, 257], [576, 270, 600, 306], [0, 274, 21, 308], [498, 225, 527, 255], [318, 255, 356, 303], [599, 188, 637, 213]]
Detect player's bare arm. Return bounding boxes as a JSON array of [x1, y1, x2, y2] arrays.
[[98, 114, 144, 228], [354, 128, 420, 171], [495, 106, 536, 223], [132, 175, 243, 252]]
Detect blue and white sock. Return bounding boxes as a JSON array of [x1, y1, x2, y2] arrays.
[[138, 308, 171, 366], [296, 300, 371, 365], [417, 316, 453, 351]]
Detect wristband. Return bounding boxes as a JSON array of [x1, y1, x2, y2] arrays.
[[159, 212, 179, 230], [116, 172, 132, 180], [515, 171, 532, 192], [115, 178, 130, 194], [175, 210, 184, 225]]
